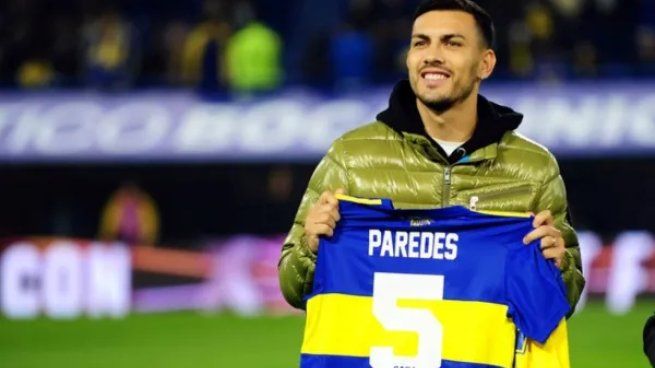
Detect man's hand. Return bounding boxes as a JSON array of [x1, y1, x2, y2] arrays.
[[304, 189, 346, 253], [523, 210, 567, 269]]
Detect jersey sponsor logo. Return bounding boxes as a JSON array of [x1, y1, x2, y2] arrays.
[[409, 218, 432, 227]]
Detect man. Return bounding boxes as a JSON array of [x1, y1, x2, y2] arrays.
[[278, 0, 584, 314], [644, 313, 655, 366]]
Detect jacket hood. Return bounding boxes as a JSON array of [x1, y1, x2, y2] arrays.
[[376, 80, 524, 163]]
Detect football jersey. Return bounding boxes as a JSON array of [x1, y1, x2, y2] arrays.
[[300, 195, 570, 368]]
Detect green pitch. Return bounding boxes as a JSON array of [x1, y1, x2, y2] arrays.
[[1, 300, 652, 368]]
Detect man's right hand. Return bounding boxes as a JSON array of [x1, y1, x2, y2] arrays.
[[304, 189, 345, 253]]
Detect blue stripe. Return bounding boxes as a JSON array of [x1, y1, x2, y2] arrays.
[[309, 202, 535, 306], [300, 354, 504, 368]]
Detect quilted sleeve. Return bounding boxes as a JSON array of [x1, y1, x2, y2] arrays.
[[278, 140, 350, 309], [533, 157, 585, 316]]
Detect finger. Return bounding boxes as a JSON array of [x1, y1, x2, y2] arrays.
[[335, 188, 346, 196], [523, 226, 550, 245], [308, 205, 338, 225], [524, 226, 557, 244], [318, 191, 332, 205], [542, 247, 565, 261], [540, 236, 559, 250], [532, 210, 554, 228], [315, 212, 337, 228], [311, 224, 334, 238], [324, 192, 339, 207], [326, 206, 341, 223], [318, 202, 339, 217], [523, 225, 561, 244], [305, 207, 332, 228]]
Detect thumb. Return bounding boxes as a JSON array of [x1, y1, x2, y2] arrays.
[[335, 188, 347, 196]]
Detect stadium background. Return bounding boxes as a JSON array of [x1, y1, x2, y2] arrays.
[[0, 0, 654, 366]]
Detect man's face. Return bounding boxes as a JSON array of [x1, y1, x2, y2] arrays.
[[406, 10, 492, 112]]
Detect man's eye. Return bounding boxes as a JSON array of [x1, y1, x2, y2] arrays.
[[413, 41, 426, 47], [447, 41, 462, 47]]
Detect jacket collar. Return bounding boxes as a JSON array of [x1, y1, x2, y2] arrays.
[[376, 80, 524, 164]]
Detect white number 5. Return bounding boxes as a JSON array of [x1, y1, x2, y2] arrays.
[[370, 272, 444, 368]]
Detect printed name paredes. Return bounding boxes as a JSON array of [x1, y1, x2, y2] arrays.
[[368, 229, 458, 260]]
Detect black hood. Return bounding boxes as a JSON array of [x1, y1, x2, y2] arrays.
[[376, 80, 524, 163]]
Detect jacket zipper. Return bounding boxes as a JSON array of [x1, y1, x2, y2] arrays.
[[442, 166, 452, 207]]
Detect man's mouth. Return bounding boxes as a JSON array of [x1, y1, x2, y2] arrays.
[[422, 72, 450, 80], [420, 69, 451, 87]]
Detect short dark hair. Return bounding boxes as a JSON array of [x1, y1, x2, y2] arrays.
[[413, 0, 495, 49]]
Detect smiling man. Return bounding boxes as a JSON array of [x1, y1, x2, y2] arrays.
[[279, 0, 584, 317]]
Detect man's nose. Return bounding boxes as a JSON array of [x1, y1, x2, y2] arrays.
[[423, 45, 445, 65]]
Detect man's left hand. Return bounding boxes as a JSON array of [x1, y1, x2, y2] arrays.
[[523, 210, 566, 269]]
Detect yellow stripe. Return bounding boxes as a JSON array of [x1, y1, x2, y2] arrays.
[[336, 194, 531, 219], [335, 194, 531, 220], [335, 194, 383, 206], [473, 209, 532, 218], [515, 320, 569, 368], [302, 293, 515, 367]]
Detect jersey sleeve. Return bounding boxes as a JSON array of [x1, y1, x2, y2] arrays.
[[505, 242, 570, 344]]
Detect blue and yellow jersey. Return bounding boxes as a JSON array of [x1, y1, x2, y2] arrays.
[[300, 196, 570, 368]]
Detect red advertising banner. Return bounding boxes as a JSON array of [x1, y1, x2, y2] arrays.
[[1, 231, 653, 319]]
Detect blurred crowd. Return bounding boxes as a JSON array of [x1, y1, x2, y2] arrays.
[[0, 0, 653, 92], [0, 0, 283, 93]]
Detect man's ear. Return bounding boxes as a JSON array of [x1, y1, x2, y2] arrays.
[[478, 49, 497, 80]]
